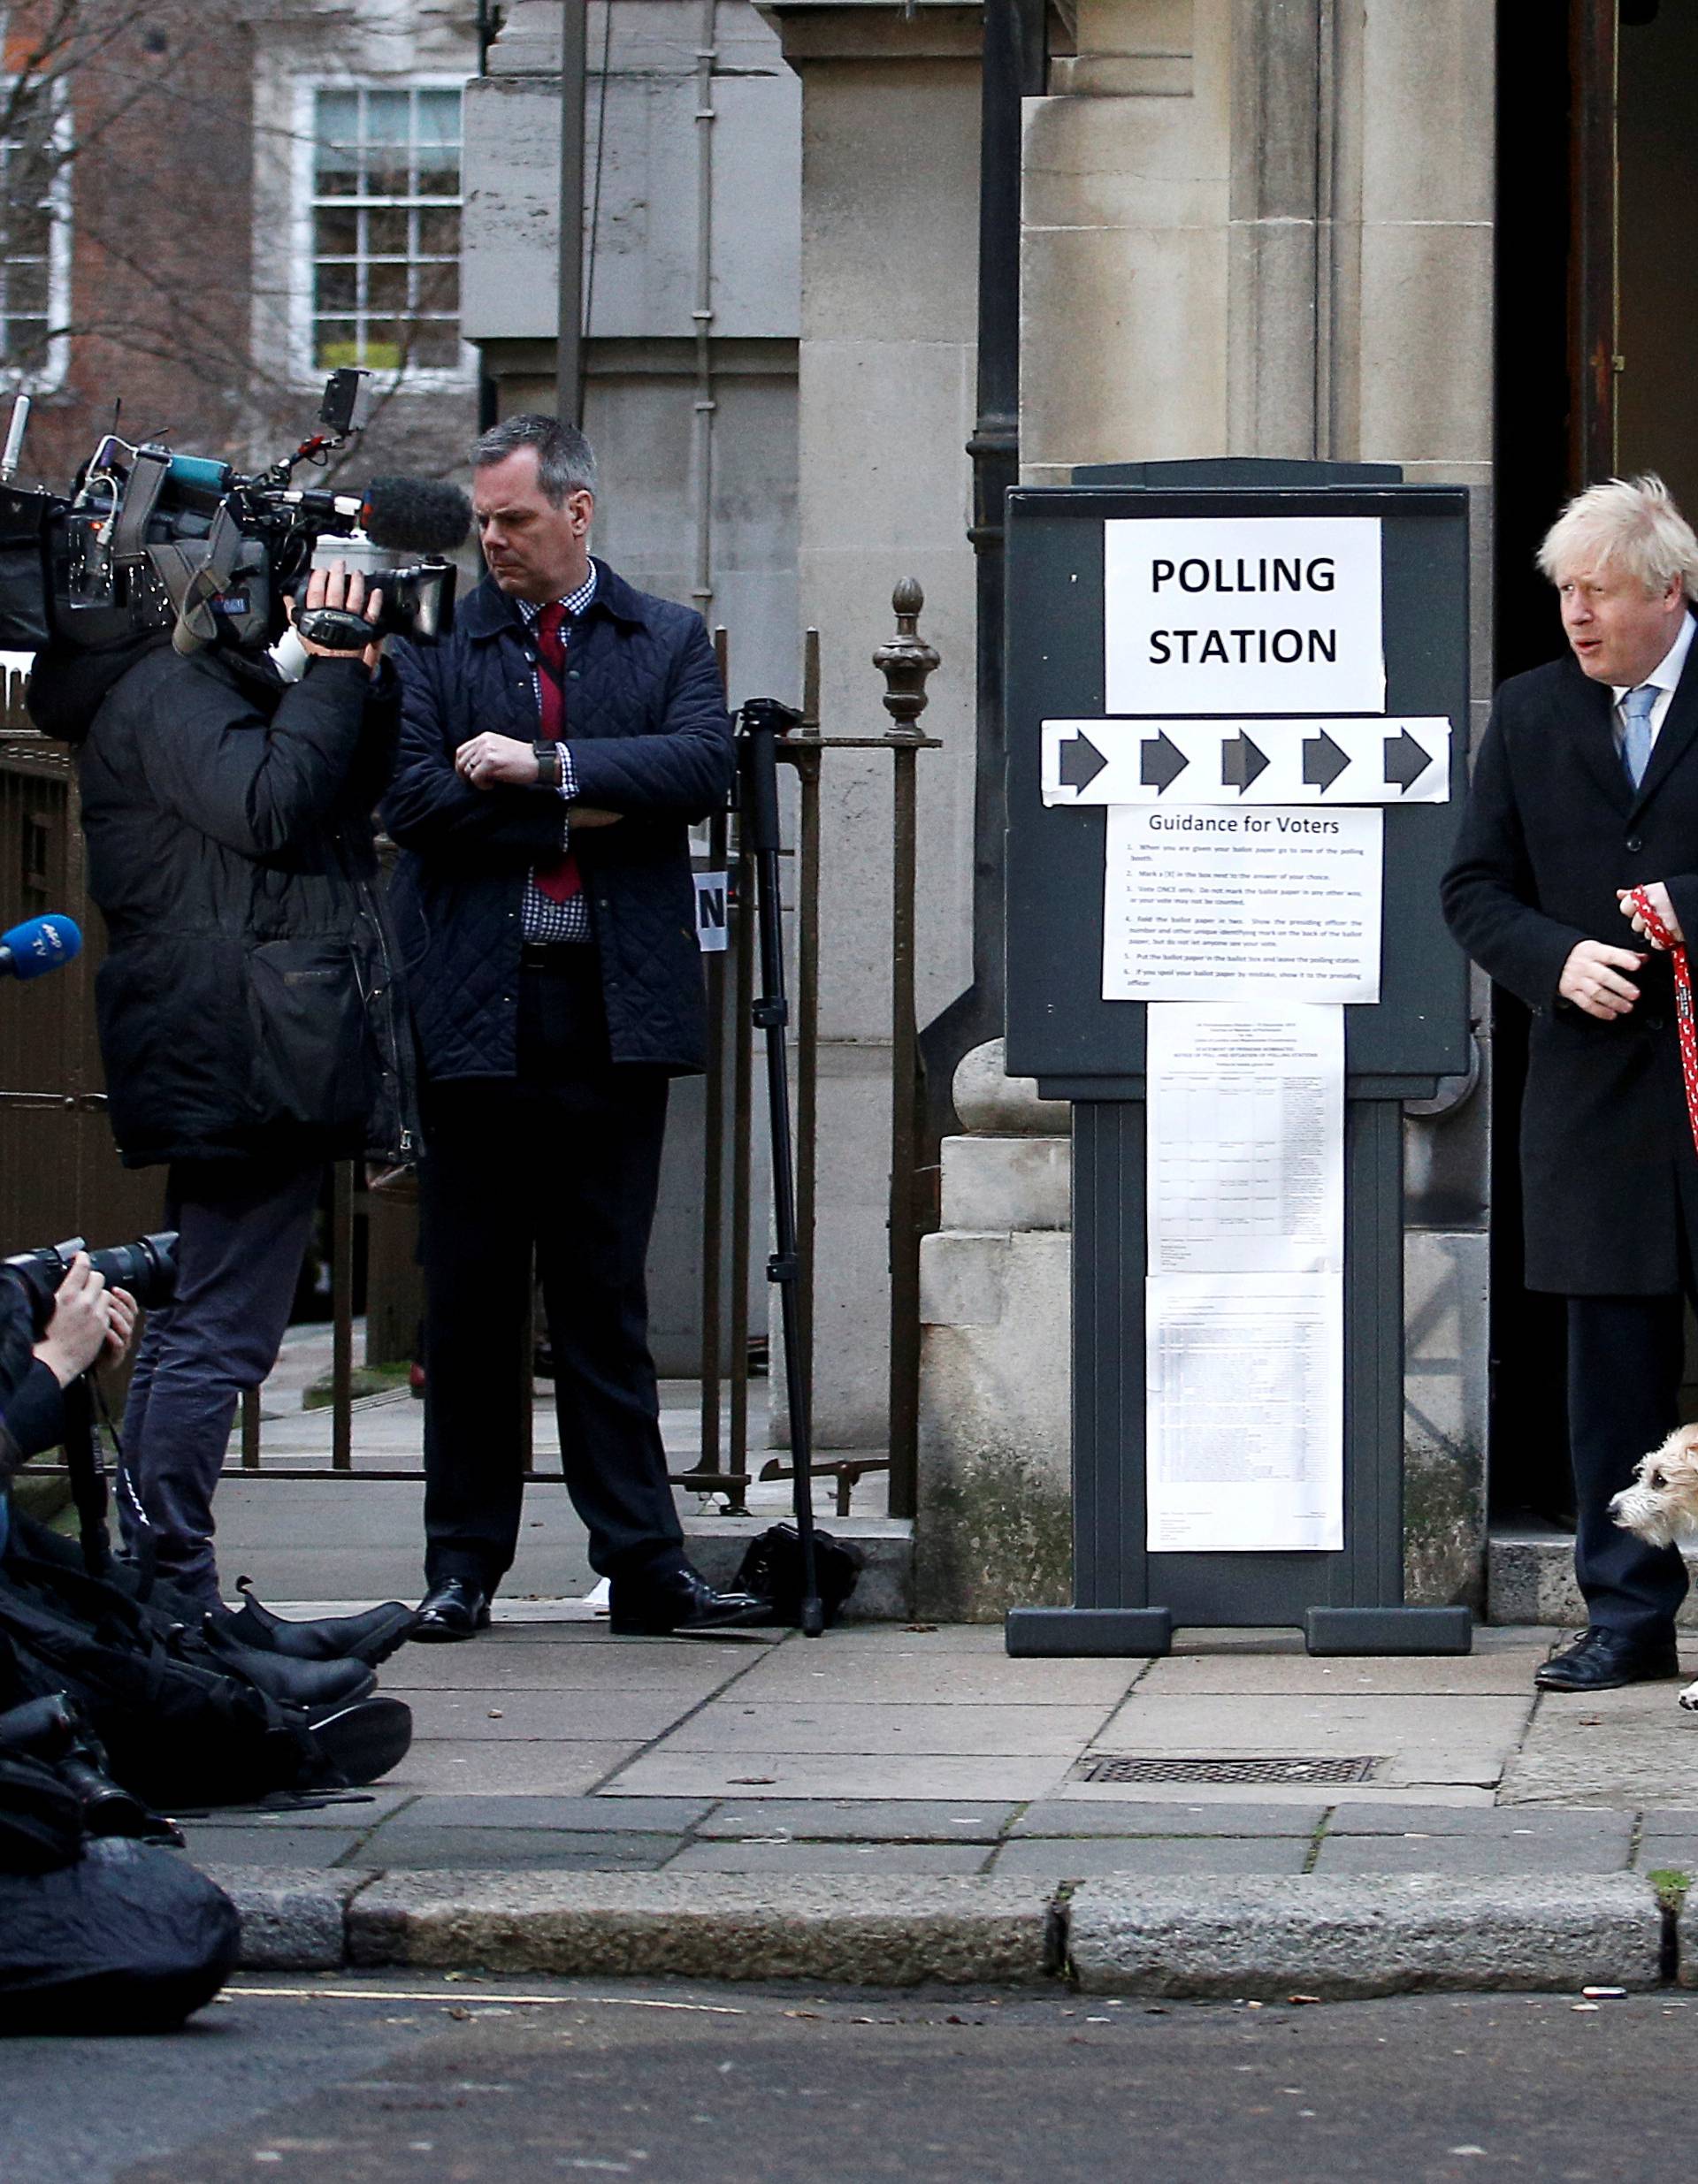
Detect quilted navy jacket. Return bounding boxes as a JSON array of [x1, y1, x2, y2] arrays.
[[384, 561, 731, 1079]]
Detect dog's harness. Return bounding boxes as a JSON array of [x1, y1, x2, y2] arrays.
[[1622, 884, 1698, 1162]]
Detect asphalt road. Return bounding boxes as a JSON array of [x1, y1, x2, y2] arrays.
[[4, 1974, 1694, 2184]]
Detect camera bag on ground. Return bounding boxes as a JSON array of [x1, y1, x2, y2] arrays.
[[0, 1837, 240, 2035], [0, 1696, 239, 2035], [734, 1523, 864, 1628]]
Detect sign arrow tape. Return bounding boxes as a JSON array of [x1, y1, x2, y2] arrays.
[[1220, 731, 1269, 793], [1058, 729, 1109, 793], [1303, 728, 1350, 792], [1383, 727, 1434, 793], [1141, 729, 1189, 794]]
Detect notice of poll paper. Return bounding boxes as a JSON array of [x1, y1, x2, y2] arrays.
[[1145, 1004, 1346, 1555], [1102, 805, 1383, 1004]]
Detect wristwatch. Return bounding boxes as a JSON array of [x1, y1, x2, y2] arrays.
[[533, 743, 562, 789]]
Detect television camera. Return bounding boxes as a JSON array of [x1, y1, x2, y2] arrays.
[[0, 367, 470, 660]]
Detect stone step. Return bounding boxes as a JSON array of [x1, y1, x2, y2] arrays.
[[1488, 1525, 1698, 1627]]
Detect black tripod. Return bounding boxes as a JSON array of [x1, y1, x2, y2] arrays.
[[736, 699, 823, 1638]]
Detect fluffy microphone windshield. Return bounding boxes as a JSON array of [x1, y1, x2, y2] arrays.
[[360, 477, 472, 554]]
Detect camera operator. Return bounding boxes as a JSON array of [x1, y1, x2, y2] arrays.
[[0, 1254, 135, 1560], [25, 562, 413, 1607]]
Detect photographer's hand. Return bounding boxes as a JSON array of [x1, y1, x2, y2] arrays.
[[31, 1254, 113, 1386], [287, 560, 386, 673], [103, 1287, 137, 1369]]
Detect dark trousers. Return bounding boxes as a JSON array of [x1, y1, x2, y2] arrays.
[[1566, 1287, 1694, 1643], [119, 1157, 322, 1604], [418, 954, 682, 1592]]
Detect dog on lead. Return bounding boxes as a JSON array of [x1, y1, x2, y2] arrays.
[[1610, 1424, 1698, 1708]]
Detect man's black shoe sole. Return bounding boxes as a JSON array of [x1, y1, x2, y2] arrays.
[[409, 1607, 490, 1644]]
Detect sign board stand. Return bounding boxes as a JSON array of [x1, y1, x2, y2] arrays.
[[1001, 459, 1474, 1659]]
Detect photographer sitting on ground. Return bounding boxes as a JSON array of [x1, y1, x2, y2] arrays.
[[25, 562, 414, 1607], [0, 1255, 135, 1562]]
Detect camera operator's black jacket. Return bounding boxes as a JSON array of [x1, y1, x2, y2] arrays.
[[384, 561, 731, 1078], [27, 635, 416, 1169]]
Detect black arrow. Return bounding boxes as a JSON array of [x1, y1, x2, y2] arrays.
[[1220, 731, 1269, 794], [1058, 730, 1108, 793], [1303, 728, 1350, 792], [1383, 727, 1433, 793], [1141, 729, 1189, 795]]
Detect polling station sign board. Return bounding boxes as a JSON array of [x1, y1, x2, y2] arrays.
[[1004, 478, 1472, 1093]]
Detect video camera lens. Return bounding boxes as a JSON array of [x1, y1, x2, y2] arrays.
[[1, 1230, 179, 1323]]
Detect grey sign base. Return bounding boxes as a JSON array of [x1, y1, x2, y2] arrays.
[[1006, 1607, 1175, 1659], [1304, 1607, 1474, 1656]]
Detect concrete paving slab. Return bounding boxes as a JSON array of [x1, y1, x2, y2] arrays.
[[601, 1753, 1071, 1801], [1311, 1831, 1633, 1875], [1138, 1651, 1545, 1698], [662, 1840, 993, 1876], [1011, 1800, 1327, 1837], [994, 1837, 1309, 1878], [175, 1827, 366, 1869], [732, 1652, 1143, 1707], [1499, 1683, 1698, 1806], [644, 1702, 1112, 1758], [377, 1643, 754, 1693], [794, 1625, 1013, 1652], [344, 1829, 674, 1870], [348, 1871, 1060, 1985], [1325, 1803, 1637, 1838], [1090, 1691, 1534, 1760], [173, 1791, 414, 1829], [394, 1795, 714, 1833], [695, 1799, 1018, 1842], [1633, 1838, 1698, 1874], [398, 1691, 692, 1743], [383, 1741, 641, 1796], [1068, 1874, 1665, 1998]]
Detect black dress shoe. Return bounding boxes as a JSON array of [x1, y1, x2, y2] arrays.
[[305, 1696, 415, 1787], [1534, 1627, 1682, 1691], [412, 1577, 491, 1643], [608, 1563, 770, 1637]]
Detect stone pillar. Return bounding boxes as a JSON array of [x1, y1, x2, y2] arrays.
[[760, 1, 983, 1448], [916, 1041, 1072, 1619]]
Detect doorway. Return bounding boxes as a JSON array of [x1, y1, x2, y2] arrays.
[[1489, 0, 1698, 1530]]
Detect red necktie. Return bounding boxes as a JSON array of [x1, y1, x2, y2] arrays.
[[533, 601, 582, 905]]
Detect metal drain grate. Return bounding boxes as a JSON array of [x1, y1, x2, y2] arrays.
[[1074, 1754, 1383, 1786]]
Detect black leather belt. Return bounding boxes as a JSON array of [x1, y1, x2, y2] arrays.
[[519, 940, 592, 971]]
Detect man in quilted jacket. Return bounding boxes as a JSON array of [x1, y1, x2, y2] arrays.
[[385, 416, 764, 1639]]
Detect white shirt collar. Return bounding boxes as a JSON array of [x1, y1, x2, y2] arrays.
[[1613, 609, 1695, 704]]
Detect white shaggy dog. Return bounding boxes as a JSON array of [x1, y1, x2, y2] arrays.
[[1610, 1424, 1698, 1707]]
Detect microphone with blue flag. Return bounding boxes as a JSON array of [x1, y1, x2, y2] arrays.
[[0, 914, 81, 981]]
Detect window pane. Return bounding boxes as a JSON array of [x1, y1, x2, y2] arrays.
[[315, 206, 357, 257], [416, 143, 459, 197], [367, 262, 407, 314], [366, 156, 409, 199], [317, 90, 359, 144], [314, 320, 359, 369], [8, 206, 50, 263], [364, 89, 410, 146], [364, 322, 403, 370], [367, 206, 409, 256], [416, 89, 461, 149], [410, 318, 461, 370], [314, 90, 359, 195], [417, 205, 460, 256], [316, 261, 357, 312], [416, 261, 459, 316], [316, 146, 358, 196]]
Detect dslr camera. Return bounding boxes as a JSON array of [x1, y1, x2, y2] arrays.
[[1, 1233, 180, 1334], [0, 367, 470, 660]]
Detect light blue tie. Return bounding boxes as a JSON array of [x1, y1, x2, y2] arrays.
[[1621, 683, 1656, 790]]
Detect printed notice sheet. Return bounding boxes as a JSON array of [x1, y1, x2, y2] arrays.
[[1145, 1272, 1344, 1554], [1103, 805, 1382, 1004], [1147, 1004, 1343, 1277]]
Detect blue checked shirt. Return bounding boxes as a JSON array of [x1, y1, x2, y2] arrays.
[[516, 566, 598, 943]]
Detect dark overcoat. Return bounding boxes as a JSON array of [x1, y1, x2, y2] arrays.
[[27, 637, 415, 1170], [1442, 629, 1698, 1293], [383, 561, 731, 1081]]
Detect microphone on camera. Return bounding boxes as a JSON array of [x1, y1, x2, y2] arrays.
[[0, 913, 81, 981], [359, 477, 472, 554]]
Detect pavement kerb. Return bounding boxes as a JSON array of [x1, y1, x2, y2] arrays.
[[198, 1865, 1687, 1997]]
